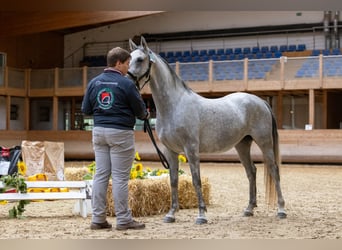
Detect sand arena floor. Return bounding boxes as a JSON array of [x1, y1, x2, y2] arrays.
[[0, 161, 341, 239]]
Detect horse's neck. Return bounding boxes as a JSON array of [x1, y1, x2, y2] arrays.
[[149, 60, 185, 113]]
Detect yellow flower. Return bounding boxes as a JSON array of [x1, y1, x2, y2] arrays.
[[17, 161, 27, 176], [135, 152, 141, 161], [130, 170, 138, 179], [178, 154, 187, 163], [135, 163, 143, 172], [146, 167, 152, 172], [0, 200, 8, 205], [161, 169, 169, 174]]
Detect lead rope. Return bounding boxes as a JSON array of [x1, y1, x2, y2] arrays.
[[143, 119, 170, 169], [129, 52, 170, 169]]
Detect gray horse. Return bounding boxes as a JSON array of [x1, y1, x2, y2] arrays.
[[128, 37, 286, 224]]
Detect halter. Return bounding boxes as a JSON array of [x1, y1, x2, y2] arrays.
[[127, 50, 153, 91]]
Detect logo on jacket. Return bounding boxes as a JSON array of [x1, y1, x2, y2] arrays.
[[97, 88, 114, 109]]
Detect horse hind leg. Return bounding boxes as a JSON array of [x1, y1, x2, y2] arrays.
[[235, 136, 257, 217], [258, 143, 287, 219]]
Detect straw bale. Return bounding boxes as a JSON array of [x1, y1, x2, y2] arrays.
[[64, 167, 88, 181], [106, 175, 211, 217]]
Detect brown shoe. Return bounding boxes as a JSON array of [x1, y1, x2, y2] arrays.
[[90, 221, 112, 230], [116, 220, 145, 231]]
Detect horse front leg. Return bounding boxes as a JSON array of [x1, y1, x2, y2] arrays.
[[186, 150, 207, 224], [163, 150, 180, 223]]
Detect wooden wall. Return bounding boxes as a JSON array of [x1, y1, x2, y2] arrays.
[[0, 32, 64, 68]]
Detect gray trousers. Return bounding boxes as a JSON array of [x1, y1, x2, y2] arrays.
[[91, 126, 135, 225]]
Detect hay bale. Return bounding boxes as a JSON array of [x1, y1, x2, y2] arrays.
[[106, 175, 211, 217], [178, 175, 211, 209], [64, 167, 88, 181]]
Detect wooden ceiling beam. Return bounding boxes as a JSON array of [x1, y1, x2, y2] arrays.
[[0, 11, 162, 38]]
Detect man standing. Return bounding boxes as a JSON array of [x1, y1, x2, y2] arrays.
[[82, 47, 148, 231]]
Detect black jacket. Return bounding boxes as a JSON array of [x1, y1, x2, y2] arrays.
[[81, 69, 148, 130]]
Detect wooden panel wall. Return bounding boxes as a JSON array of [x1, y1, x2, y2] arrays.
[[0, 32, 64, 68]]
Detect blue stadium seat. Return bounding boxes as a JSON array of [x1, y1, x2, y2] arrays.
[[270, 46, 278, 53], [252, 47, 260, 54], [192, 55, 200, 62], [191, 50, 199, 57], [246, 53, 255, 59], [322, 49, 331, 56], [166, 57, 176, 63], [255, 52, 264, 59], [208, 49, 216, 56], [297, 44, 306, 51], [159, 52, 166, 58], [234, 48, 242, 54], [219, 54, 228, 61], [228, 54, 236, 60], [182, 56, 192, 62], [167, 51, 174, 57], [261, 46, 269, 53], [288, 45, 297, 52], [183, 50, 191, 57], [175, 51, 182, 57], [210, 54, 218, 61], [274, 51, 283, 58], [243, 47, 251, 54], [236, 54, 244, 60], [264, 52, 273, 58], [311, 49, 321, 56], [225, 48, 233, 55], [200, 55, 209, 62], [279, 45, 288, 52], [200, 50, 207, 56], [332, 48, 341, 55], [216, 48, 225, 55]]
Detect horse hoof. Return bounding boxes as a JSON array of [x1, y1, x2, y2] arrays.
[[163, 215, 176, 223], [195, 217, 208, 225], [243, 211, 254, 217], [277, 212, 287, 219]]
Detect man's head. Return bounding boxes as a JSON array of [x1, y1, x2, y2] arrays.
[[107, 47, 131, 74]]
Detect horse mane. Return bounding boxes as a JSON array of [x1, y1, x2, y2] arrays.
[[156, 53, 192, 93]]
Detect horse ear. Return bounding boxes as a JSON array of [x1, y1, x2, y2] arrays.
[[129, 39, 138, 51], [140, 36, 149, 51]]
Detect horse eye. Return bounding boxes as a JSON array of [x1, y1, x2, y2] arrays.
[[137, 58, 144, 63]]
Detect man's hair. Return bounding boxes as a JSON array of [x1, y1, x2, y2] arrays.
[[107, 47, 131, 67]]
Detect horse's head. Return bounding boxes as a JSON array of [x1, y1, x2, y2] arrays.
[[128, 36, 154, 90]]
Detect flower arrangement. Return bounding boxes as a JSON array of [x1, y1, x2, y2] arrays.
[[83, 152, 188, 180], [0, 161, 29, 218], [130, 152, 186, 180]]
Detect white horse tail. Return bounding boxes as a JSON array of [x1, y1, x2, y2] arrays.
[[264, 102, 280, 207]]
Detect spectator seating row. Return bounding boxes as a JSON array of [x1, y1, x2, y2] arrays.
[[160, 44, 305, 63], [295, 57, 342, 78], [160, 44, 306, 58], [177, 59, 277, 81], [311, 48, 342, 56], [79, 44, 309, 66], [165, 51, 283, 63]]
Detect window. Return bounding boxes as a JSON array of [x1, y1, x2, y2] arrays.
[[10, 104, 18, 120], [0, 52, 6, 86], [39, 106, 50, 122]]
